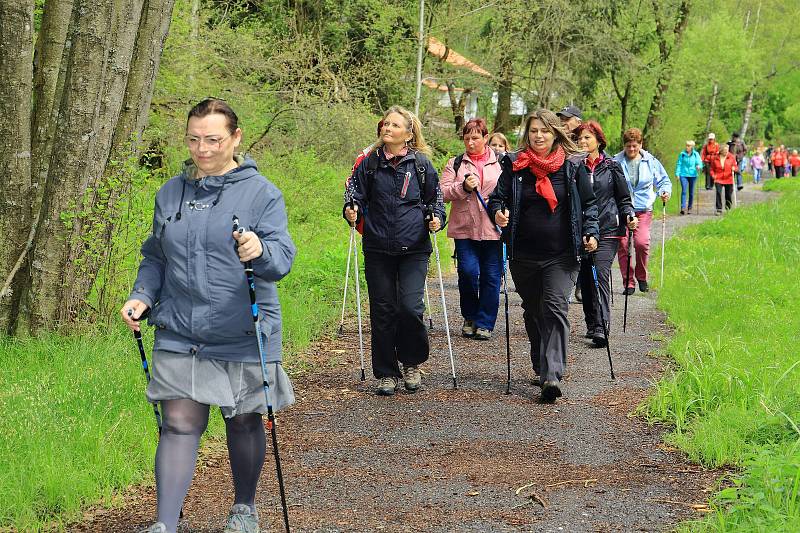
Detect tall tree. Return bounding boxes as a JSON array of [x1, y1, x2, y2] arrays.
[[0, 0, 176, 334], [641, 0, 692, 146]]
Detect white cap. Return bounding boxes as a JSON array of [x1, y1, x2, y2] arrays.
[[708, 133, 716, 139]]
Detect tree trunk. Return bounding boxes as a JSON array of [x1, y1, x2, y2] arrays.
[[446, 81, 471, 135], [642, 0, 692, 147], [705, 81, 718, 135], [611, 72, 631, 145], [740, 85, 755, 141], [494, 49, 513, 133], [0, 1, 35, 334]]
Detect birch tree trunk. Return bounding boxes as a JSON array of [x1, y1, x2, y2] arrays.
[[705, 81, 718, 135], [740, 86, 755, 141], [0, 1, 35, 334]]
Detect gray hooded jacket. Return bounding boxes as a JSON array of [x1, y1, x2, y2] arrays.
[[129, 156, 296, 363]]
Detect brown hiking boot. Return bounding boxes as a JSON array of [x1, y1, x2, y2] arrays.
[[402, 365, 421, 391]]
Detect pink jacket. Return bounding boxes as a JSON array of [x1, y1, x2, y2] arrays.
[[440, 150, 503, 241]]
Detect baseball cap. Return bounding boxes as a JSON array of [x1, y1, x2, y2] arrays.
[[708, 133, 716, 139], [556, 105, 582, 120]]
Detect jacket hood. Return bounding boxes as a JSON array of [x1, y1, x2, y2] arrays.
[[180, 154, 261, 190]]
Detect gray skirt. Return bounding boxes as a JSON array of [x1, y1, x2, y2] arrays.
[[146, 350, 295, 418]]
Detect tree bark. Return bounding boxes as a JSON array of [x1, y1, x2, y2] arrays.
[[494, 49, 514, 133], [26, 0, 115, 331], [740, 85, 755, 141], [611, 72, 631, 144], [642, 0, 692, 147], [705, 80, 718, 135], [0, 1, 35, 333]]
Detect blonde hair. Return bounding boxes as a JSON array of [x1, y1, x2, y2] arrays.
[[488, 132, 511, 152], [686, 140, 695, 147], [520, 109, 580, 157], [378, 105, 432, 157]]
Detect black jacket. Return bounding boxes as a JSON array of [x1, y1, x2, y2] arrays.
[[586, 153, 635, 238], [488, 151, 599, 261], [344, 148, 446, 255]]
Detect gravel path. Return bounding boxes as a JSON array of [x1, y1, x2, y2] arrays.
[[75, 184, 771, 533]]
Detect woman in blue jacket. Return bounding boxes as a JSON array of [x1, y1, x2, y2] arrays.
[[121, 98, 296, 533], [613, 128, 672, 294], [344, 105, 446, 396], [675, 140, 703, 214]]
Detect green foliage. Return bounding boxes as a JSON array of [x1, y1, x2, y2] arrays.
[[0, 331, 224, 530], [645, 180, 800, 529]]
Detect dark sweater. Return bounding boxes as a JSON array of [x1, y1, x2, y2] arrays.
[[515, 166, 571, 260]]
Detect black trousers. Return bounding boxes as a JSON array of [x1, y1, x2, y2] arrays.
[[715, 183, 733, 211], [579, 238, 617, 334], [776, 165, 786, 178], [364, 251, 430, 379], [704, 163, 714, 189], [510, 255, 579, 383]]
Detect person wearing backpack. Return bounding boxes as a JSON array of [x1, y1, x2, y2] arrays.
[[440, 118, 503, 340], [574, 121, 636, 348], [343, 106, 446, 396], [488, 109, 599, 403]]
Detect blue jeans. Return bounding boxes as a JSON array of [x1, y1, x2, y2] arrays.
[[679, 175, 697, 210], [454, 239, 502, 330], [753, 168, 762, 183]]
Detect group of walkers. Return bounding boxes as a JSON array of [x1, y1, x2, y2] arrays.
[[342, 104, 671, 404], [120, 96, 794, 532]]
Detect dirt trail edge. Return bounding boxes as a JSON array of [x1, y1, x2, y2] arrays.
[[76, 187, 769, 533]]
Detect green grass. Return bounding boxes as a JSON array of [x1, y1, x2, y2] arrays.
[[0, 330, 224, 530], [645, 177, 800, 530]]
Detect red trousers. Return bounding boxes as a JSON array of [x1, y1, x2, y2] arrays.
[[617, 210, 654, 288]]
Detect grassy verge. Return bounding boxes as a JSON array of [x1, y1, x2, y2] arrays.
[[645, 177, 800, 530], [0, 330, 225, 531]]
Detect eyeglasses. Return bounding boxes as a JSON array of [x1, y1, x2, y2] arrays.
[[185, 133, 231, 150]]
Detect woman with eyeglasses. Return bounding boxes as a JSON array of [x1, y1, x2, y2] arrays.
[[121, 98, 296, 533]]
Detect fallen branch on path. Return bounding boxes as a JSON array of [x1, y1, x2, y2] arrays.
[[544, 478, 598, 489], [648, 498, 710, 511]]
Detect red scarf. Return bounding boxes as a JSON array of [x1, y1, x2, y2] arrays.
[[512, 145, 565, 212]]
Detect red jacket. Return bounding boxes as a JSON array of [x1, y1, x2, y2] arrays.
[[789, 154, 800, 168], [772, 150, 787, 167], [710, 153, 738, 185], [701, 141, 720, 163]]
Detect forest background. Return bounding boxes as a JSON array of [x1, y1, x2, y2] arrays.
[[1, 0, 800, 530]]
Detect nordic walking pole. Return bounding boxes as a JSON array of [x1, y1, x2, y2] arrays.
[[588, 253, 615, 380], [127, 308, 162, 433], [348, 201, 366, 382], [424, 280, 434, 330], [472, 184, 511, 393], [233, 216, 291, 533], [337, 225, 354, 336], [660, 198, 666, 289], [623, 224, 634, 333], [426, 206, 456, 389]]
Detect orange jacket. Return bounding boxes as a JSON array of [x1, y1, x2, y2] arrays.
[[701, 141, 720, 163], [772, 150, 787, 167], [710, 153, 738, 185], [789, 154, 800, 168]]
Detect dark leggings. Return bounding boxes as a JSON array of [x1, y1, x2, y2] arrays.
[[155, 399, 266, 532]]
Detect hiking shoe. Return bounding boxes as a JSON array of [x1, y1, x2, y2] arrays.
[[224, 504, 259, 533], [402, 365, 421, 392], [473, 328, 491, 340], [376, 377, 399, 396], [574, 285, 582, 302], [638, 280, 649, 293], [591, 330, 607, 347], [623, 287, 635, 296], [139, 523, 169, 533], [584, 330, 593, 339], [541, 380, 562, 403], [461, 319, 476, 337], [680, 209, 685, 215]]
